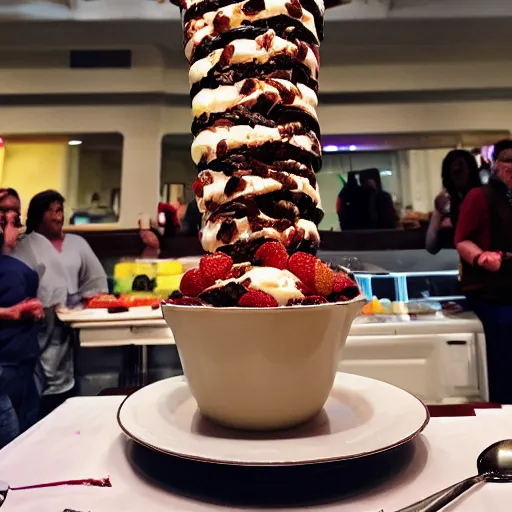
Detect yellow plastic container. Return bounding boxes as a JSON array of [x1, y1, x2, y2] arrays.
[[157, 260, 184, 276], [114, 262, 136, 279], [154, 274, 184, 298], [133, 262, 157, 279]]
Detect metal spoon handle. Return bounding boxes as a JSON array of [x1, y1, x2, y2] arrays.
[[395, 474, 485, 512]]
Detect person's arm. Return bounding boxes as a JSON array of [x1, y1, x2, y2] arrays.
[[425, 209, 444, 255], [77, 237, 109, 298], [0, 307, 17, 321], [455, 189, 501, 272]]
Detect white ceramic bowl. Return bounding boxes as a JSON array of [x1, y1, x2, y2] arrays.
[[162, 297, 365, 431]]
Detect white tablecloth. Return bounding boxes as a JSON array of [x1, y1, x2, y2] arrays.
[[0, 397, 511, 512]]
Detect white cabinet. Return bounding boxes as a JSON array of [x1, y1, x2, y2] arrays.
[[339, 333, 480, 403]]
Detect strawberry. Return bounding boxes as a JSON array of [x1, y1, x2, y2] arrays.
[[333, 272, 355, 294], [200, 252, 233, 287], [331, 272, 360, 301], [238, 290, 278, 308], [179, 268, 207, 297], [288, 252, 334, 297], [254, 241, 288, 270]]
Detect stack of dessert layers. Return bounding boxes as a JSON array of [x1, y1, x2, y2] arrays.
[[184, 0, 326, 262]]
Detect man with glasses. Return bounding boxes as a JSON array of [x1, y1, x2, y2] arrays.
[[455, 139, 512, 404]]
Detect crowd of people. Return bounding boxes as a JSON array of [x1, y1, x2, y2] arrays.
[[0, 188, 107, 448]]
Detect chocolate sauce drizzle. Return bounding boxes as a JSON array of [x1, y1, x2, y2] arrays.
[[11, 476, 112, 491]]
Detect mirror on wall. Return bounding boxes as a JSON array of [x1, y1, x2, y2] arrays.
[[0, 132, 123, 225], [317, 130, 509, 232], [159, 130, 509, 240]]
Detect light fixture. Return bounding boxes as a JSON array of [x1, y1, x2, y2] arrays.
[[68, 140, 82, 146], [0, 137, 4, 148], [323, 145, 339, 152], [349, 145, 357, 152]]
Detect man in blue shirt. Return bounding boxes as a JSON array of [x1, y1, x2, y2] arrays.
[[0, 191, 43, 448]]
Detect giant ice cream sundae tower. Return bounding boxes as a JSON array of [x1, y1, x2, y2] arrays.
[[163, 0, 364, 430]]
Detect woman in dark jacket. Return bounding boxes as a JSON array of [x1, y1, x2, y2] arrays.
[[426, 150, 481, 254]]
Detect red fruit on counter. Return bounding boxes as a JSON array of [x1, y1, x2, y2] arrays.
[[200, 252, 233, 286], [254, 241, 288, 270], [238, 290, 278, 308], [180, 268, 207, 297], [287, 252, 334, 297]]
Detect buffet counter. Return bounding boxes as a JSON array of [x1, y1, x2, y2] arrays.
[[69, 310, 487, 405]]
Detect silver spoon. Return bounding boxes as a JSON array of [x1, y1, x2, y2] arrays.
[[397, 440, 512, 512]]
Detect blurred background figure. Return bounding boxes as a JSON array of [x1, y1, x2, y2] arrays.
[[182, 199, 201, 237], [158, 200, 181, 237], [338, 169, 397, 231], [360, 169, 398, 230], [13, 190, 108, 417], [337, 172, 367, 231], [0, 189, 44, 448], [455, 139, 512, 403], [426, 149, 481, 255], [173, 196, 187, 227]]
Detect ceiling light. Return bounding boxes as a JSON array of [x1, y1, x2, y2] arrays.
[[68, 140, 82, 146]]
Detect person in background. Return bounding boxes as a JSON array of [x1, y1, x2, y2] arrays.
[[455, 139, 512, 403], [174, 197, 187, 226], [158, 200, 181, 237], [182, 199, 202, 237], [0, 188, 21, 221], [0, 189, 44, 448], [13, 190, 108, 417], [360, 169, 398, 230], [337, 173, 367, 231], [426, 149, 481, 254]]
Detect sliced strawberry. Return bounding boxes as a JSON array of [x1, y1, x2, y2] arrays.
[[179, 268, 207, 297], [330, 272, 360, 301], [314, 260, 334, 296], [254, 241, 288, 270], [238, 290, 278, 308], [287, 252, 316, 287], [288, 252, 334, 297], [200, 252, 233, 287], [333, 272, 356, 294]]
